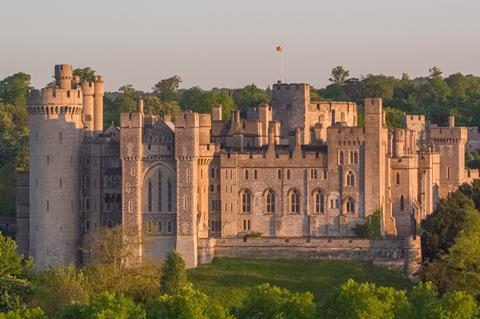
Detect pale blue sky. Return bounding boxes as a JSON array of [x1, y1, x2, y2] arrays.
[[1, 0, 479, 91]]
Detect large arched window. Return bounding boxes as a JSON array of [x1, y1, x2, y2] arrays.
[[265, 189, 275, 213], [147, 180, 152, 212], [314, 190, 325, 214], [290, 189, 300, 213], [400, 195, 405, 211], [346, 171, 355, 186], [167, 179, 173, 212], [346, 197, 355, 213], [241, 190, 252, 213], [158, 172, 162, 212]]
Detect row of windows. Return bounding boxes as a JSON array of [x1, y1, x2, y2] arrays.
[[146, 220, 174, 234], [338, 150, 359, 165], [240, 189, 355, 214], [147, 172, 174, 212]]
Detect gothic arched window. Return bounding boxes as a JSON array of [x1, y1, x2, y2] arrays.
[[158, 171, 162, 212], [167, 179, 173, 212], [354, 151, 359, 164], [339, 151, 344, 165], [346, 171, 355, 187], [346, 197, 355, 213], [265, 189, 275, 213], [147, 180, 152, 212], [290, 189, 300, 213], [314, 190, 325, 214], [241, 190, 252, 213]]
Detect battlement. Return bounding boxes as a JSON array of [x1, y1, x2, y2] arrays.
[[54, 64, 73, 89], [81, 81, 95, 96], [364, 98, 383, 113], [272, 83, 310, 91], [428, 126, 467, 140], [175, 111, 199, 128], [120, 111, 143, 128], [27, 87, 83, 114]]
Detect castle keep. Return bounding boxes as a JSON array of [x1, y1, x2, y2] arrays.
[[18, 65, 475, 270]]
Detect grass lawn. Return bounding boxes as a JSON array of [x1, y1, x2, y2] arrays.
[[189, 257, 411, 310]]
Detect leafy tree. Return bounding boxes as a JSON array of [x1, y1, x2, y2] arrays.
[[231, 84, 270, 114], [142, 96, 180, 119], [353, 209, 382, 239], [0, 308, 47, 319], [148, 284, 232, 319], [0, 73, 31, 108], [420, 191, 473, 261], [360, 74, 397, 100], [160, 251, 188, 295], [0, 232, 32, 278], [116, 85, 141, 113], [153, 75, 182, 102], [0, 276, 33, 313], [32, 265, 89, 317], [73, 67, 96, 83], [384, 107, 404, 130], [424, 209, 480, 295], [235, 283, 316, 319], [329, 66, 350, 85], [59, 292, 146, 319], [408, 282, 478, 319], [179, 88, 234, 120], [323, 279, 410, 319]]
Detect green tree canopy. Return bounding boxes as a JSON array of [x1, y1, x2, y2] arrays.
[[235, 283, 316, 319], [73, 67, 96, 83], [153, 75, 182, 102], [160, 251, 188, 295], [329, 66, 350, 85]]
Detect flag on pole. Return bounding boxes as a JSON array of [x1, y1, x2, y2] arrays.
[[276, 45, 283, 52]]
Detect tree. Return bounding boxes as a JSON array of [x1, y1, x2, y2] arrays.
[[231, 84, 270, 114], [329, 66, 350, 85], [153, 75, 182, 102], [324, 279, 410, 319], [408, 282, 478, 319], [0, 232, 32, 278], [142, 96, 180, 119], [160, 251, 188, 295], [424, 209, 480, 295], [360, 74, 397, 100], [59, 292, 146, 319], [235, 283, 316, 319], [179, 88, 234, 120], [32, 266, 89, 317], [384, 107, 404, 130], [0, 276, 33, 313], [0, 308, 47, 319], [73, 67, 96, 83], [420, 191, 473, 261], [353, 209, 382, 239], [147, 284, 232, 319]]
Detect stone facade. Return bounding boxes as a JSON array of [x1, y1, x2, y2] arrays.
[[19, 65, 477, 270]]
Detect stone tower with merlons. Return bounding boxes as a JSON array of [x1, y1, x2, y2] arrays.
[[27, 65, 104, 271]]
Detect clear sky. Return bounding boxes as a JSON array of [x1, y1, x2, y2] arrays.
[[1, 0, 479, 91]]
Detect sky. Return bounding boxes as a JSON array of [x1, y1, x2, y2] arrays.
[[1, 0, 479, 92]]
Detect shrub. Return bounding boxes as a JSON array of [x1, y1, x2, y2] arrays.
[[324, 279, 410, 319], [147, 284, 232, 319], [160, 251, 188, 295], [0, 276, 33, 312], [353, 209, 382, 239], [32, 265, 89, 317], [0, 307, 47, 319], [235, 283, 316, 319], [59, 292, 146, 319], [0, 231, 32, 278]]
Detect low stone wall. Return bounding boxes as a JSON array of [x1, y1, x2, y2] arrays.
[[198, 237, 409, 264]]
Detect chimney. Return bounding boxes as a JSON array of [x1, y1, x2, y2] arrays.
[[137, 99, 144, 114]]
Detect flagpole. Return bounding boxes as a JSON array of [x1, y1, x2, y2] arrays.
[[281, 45, 284, 83]]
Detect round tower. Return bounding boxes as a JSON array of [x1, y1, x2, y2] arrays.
[[28, 64, 84, 271]]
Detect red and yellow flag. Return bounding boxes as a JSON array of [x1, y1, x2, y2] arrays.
[[276, 45, 283, 52]]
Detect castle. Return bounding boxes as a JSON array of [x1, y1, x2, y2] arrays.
[[16, 64, 477, 270]]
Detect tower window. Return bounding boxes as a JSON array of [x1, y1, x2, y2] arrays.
[[339, 151, 344, 165], [167, 179, 173, 212], [241, 190, 252, 213], [346, 197, 355, 213], [147, 180, 152, 212], [400, 195, 405, 211], [265, 189, 275, 213], [314, 191, 325, 214], [346, 171, 355, 186], [158, 171, 162, 212], [396, 172, 400, 185], [289, 189, 300, 213]]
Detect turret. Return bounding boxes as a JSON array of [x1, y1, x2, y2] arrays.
[[94, 75, 104, 134], [82, 81, 95, 132], [27, 64, 84, 270], [212, 104, 222, 121]]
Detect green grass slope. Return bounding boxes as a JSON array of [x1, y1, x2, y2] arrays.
[[189, 257, 411, 310]]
